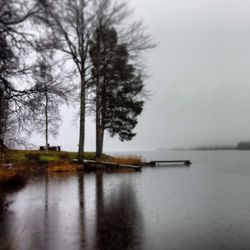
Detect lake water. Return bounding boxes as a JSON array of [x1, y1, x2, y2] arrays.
[[1, 150, 250, 250]]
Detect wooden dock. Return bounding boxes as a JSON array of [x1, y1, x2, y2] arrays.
[[145, 160, 192, 167], [72, 159, 191, 171], [73, 159, 142, 171]]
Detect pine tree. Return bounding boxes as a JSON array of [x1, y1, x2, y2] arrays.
[[90, 25, 144, 159]]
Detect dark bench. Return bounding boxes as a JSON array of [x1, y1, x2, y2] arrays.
[[39, 145, 61, 151]]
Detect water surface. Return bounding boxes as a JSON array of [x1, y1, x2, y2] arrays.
[[1, 150, 250, 250]]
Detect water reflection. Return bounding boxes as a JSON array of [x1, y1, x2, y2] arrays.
[[0, 180, 26, 250], [78, 172, 85, 249], [95, 173, 143, 250], [0, 173, 143, 250], [0, 189, 7, 214], [0, 208, 14, 250], [0, 190, 12, 250]]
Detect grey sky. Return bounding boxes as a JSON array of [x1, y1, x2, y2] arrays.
[[32, 0, 250, 151]]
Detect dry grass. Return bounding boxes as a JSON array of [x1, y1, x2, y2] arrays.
[[3, 150, 97, 164], [47, 161, 78, 173], [109, 155, 143, 166], [95, 168, 138, 174]]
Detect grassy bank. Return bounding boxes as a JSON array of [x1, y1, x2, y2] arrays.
[[0, 150, 96, 179], [2, 150, 96, 164], [2, 150, 142, 165], [0, 150, 143, 176]]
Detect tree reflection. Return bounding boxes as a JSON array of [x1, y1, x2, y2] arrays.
[[0, 190, 11, 250], [23, 176, 53, 250], [0, 189, 6, 214], [78, 171, 85, 249], [0, 173, 144, 250], [0, 183, 26, 250], [95, 173, 143, 250]]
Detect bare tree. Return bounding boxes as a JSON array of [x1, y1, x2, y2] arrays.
[[30, 56, 69, 152], [0, 0, 41, 98], [0, 0, 48, 153], [36, 0, 96, 159]]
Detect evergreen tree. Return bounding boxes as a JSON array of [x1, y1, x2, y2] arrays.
[[90, 25, 144, 159]]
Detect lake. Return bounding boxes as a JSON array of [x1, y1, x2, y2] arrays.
[[1, 150, 250, 250]]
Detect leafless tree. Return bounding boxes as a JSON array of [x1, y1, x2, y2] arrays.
[[0, 0, 46, 152], [30, 56, 69, 152], [36, 0, 96, 159], [0, 0, 41, 98]]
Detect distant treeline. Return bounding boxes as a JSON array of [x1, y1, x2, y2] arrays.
[[190, 142, 250, 150], [192, 146, 236, 150]]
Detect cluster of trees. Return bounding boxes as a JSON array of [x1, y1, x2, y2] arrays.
[[0, 0, 154, 159]]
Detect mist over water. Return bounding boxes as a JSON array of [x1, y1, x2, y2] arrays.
[[1, 150, 250, 249]]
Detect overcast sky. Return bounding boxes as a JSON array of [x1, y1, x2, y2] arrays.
[[32, 0, 250, 152]]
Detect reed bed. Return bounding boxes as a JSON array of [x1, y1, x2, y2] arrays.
[[109, 155, 143, 166], [47, 161, 78, 173]]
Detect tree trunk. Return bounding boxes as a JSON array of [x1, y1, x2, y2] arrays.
[[96, 86, 102, 159], [78, 74, 86, 160], [0, 97, 5, 161], [0, 139, 3, 162], [96, 111, 101, 159], [96, 126, 104, 159], [45, 86, 49, 153], [77, 0, 86, 161], [99, 79, 106, 158], [0, 118, 3, 161], [96, 108, 104, 159], [100, 127, 104, 158]]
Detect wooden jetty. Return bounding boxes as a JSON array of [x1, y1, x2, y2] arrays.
[[73, 159, 142, 171], [144, 160, 192, 167], [72, 159, 191, 171]]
